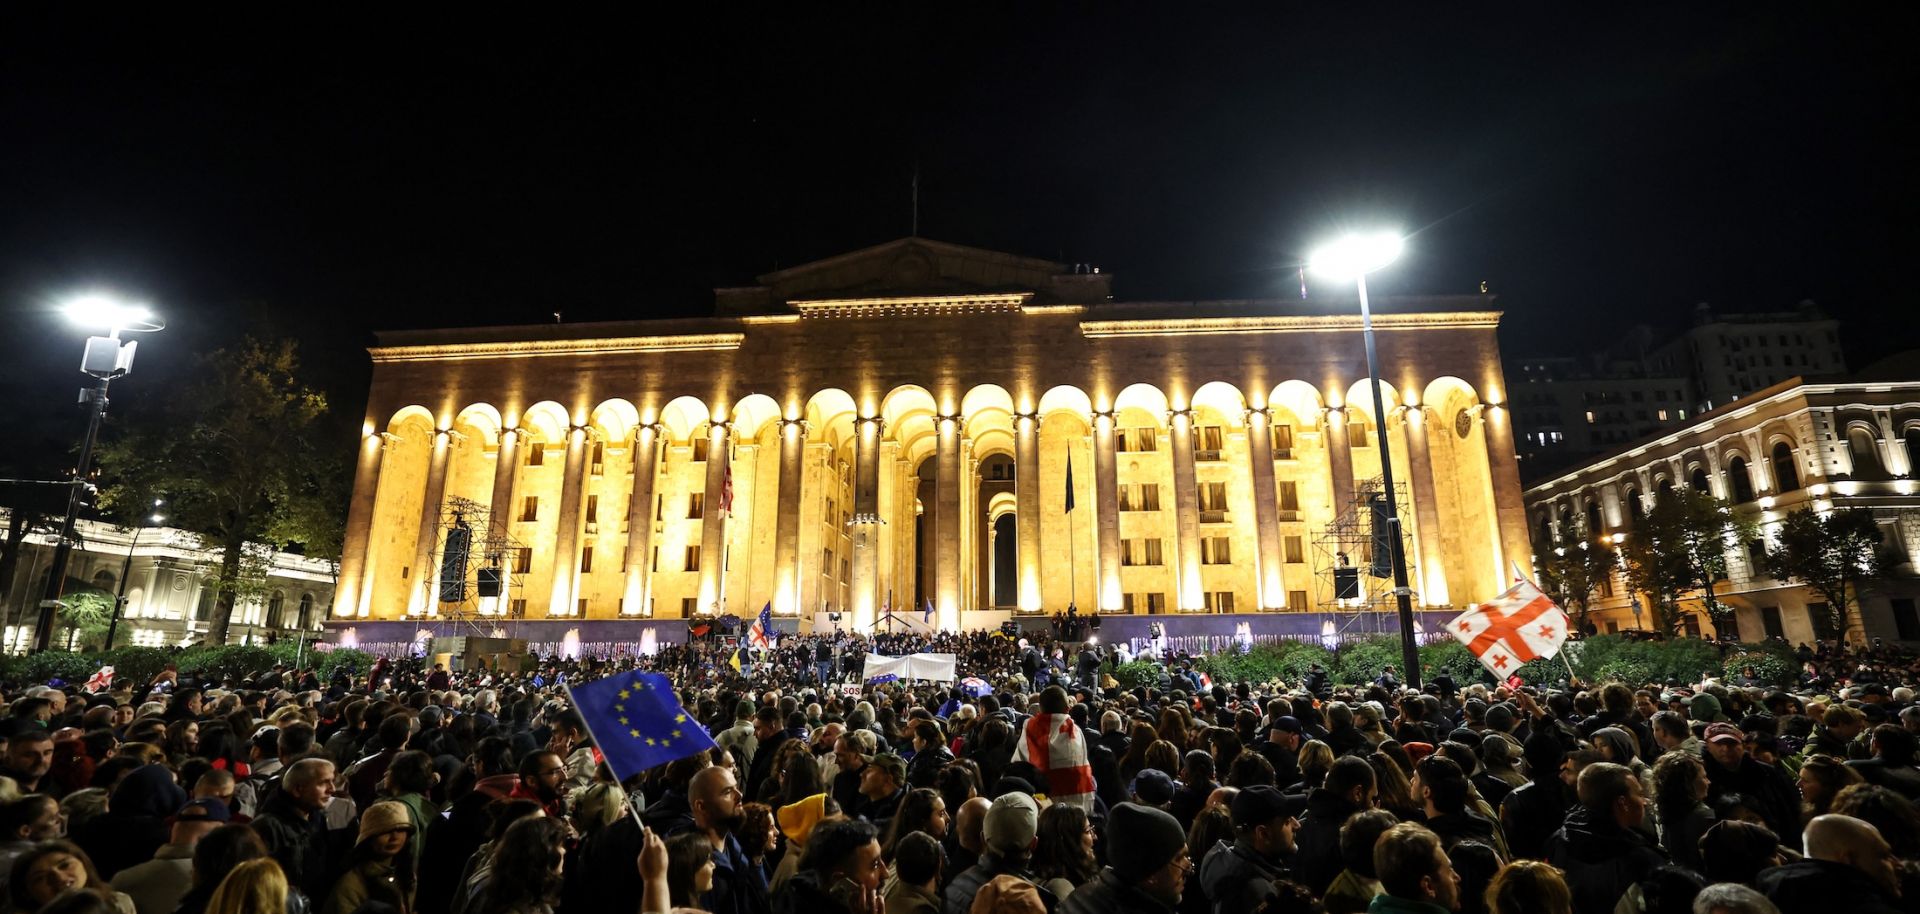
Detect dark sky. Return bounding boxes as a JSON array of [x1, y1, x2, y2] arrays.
[[3, 5, 1916, 475]]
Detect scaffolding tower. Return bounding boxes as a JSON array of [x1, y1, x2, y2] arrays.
[[1311, 476, 1418, 638], [423, 496, 528, 637]]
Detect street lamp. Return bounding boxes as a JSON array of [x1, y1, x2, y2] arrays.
[[1309, 231, 1421, 688], [34, 293, 164, 652], [106, 499, 165, 650]]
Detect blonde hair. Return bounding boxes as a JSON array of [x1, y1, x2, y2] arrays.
[[206, 858, 287, 914]]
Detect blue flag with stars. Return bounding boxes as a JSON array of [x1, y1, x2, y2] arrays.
[[565, 671, 716, 782]]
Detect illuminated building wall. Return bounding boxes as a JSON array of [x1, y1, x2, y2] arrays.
[[334, 238, 1529, 631]]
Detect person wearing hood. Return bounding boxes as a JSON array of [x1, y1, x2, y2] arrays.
[[1544, 763, 1668, 914], [770, 792, 830, 892], [322, 800, 415, 914], [76, 762, 187, 878], [1472, 734, 1525, 810], [1198, 786, 1296, 914], [1756, 813, 1904, 914], [1292, 756, 1377, 894], [773, 818, 884, 914]]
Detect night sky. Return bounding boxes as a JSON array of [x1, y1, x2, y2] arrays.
[[3, 5, 1916, 478]]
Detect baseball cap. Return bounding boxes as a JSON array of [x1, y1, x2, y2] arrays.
[[1268, 716, 1302, 735], [868, 753, 907, 783], [1230, 785, 1290, 829], [1704, 722, 1744, 744], [1130, 769, 1176, 806], [982, 792, 1040, 854], [176, 798, 232, 823]]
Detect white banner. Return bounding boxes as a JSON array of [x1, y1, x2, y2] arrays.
[[862, 652, 959, 683]]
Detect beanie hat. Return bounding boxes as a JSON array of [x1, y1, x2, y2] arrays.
[[1689, 693, 1724, 723], [1106, 802, 1186, 879], [982, 792, 1040, 855], [1485, 703, 1517, 732], [777, 793, 828, 846], [357, 800, 414, 845]]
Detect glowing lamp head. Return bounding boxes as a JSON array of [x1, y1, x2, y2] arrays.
[[63, 294, 154, 330], [1308, 232, 1404, 280]]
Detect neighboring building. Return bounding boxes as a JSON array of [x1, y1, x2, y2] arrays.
[[1524, 356, 1920, 645], [332, 237, 1533, 640], [1514, 301, 1846, 479], [0, 509, 333, 653]]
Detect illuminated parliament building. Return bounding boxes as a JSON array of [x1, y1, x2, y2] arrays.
[[330, 239, 1531, 656]]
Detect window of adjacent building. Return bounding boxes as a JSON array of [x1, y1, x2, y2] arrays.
[[1676, 409, 1687, 419], [520, 496, 539, 522], [1657, 409, 1668, 421], [513, 548, 532, 574], [510, 599, 528, 616], [585, 494, 599, 525], [1124, 592, 1167, 613], [1199, 482, 1228, 512], [1122, 538, 1164, 566], [1285, 536, 1305, 564], [1808, 602, 1837, 641], [841, 558, 850, 580], [681, 597, 698, 616], [656, 495, 664, 521], [1202, 536, 1232, 565], [579, 548, 593, 573], [1204, 591, 1235, 612], [1118, 428, 1158, 452], [1892, 599, 1920, 641], [1348, 421, 1370, 448], [688, 493, 705, 519], [1195, 425, 1224, 459], [1630, 391, 1643, 402], [1585, 411, 1596, 424], [692, 438, 709, 462], [1761, 606, 1785, 640], [1278, 481, 1300, 519], [591, 441, 605, 475], [1271, 424, 1294, 458], [822, 548, 833, 575], [685, 545, 701, 572], [528, 443, 546, 466]]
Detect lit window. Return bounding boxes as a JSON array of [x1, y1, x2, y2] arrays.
[[1585, 411, 1596, 423], [1657, 410, 1668, 421]]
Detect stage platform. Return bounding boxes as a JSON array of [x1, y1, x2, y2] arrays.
[[324, 609, 1457, 660]]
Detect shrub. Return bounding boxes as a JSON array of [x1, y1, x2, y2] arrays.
[[1722, 647, 1797, 687], [315, 647, 375, 680], [1198, 640, 1332, 689], [1333, 635, 1406, 687], [104, 646, 177, 687], [1112, 660, 1164, 692], [1419, 640, 1489, 686]]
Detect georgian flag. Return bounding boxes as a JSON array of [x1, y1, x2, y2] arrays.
[[1447, 577, 1569, 678], [747, 602, 775, 649], [1013, 712, 1095, 812]]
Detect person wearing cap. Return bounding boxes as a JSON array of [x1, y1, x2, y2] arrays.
[[1702, 722, 1799, 837], [1197, 785, 1296, 914], [110, 799, 230, 914], [1257, 718, 1302, 788], [1060, 802, 1187, 914], [1131, 769, 1177, 809], [943, 793, 1054, 914], [859, 754, 907, 834], [323, 799, 414, 914]]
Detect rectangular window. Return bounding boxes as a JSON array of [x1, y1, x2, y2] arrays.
[[579, 548, 593, 573], [681, 597, 698, 616], [1808, 602, 1838, 641], [1585, 411, 1596, 424], [527, 443, 546, 466], [1287, 590, 1309, 612], [513, 547, 532, 574], [1122, 538, 1166, 567], [585, 494, 599, 524], [651, 546, 659, 572], [823, 548, 834, 575], [692, 438, 711, 462], [688, 493, 705, 519], [590, 441, 605, 475], [520, 496, 539, 522], [684, 545, 701, 572], [1148, 593, 1166, 613], [1195, 425, 1224, 460], [1120, 484, 1161, 512], [1202, 536, 1231, 565], [1348, 421, 1370, 448], [1278, 480, 1300, 519], [1657, 410, 1668, 421], [577, 598, 589, 615], [1204, 591, 1236, 612], [1761, 606, 1785, 639], [1123, 593, 1138, 613], [1271, 424, 1294, 458], [509, 599, 527, 617], [1284, 536, 1305, 564], [656, 494, 664, 521], [1199, 481, 1228, 512], [1892, 599, 1920, 641]]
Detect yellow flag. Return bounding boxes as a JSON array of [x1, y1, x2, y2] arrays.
[[729, 649, 742, 672]]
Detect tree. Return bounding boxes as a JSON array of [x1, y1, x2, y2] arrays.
[[94, 336, 347, 645], [57, 588, 114, 650], [1535, 530, 1616, 633], [1761, 507, 1884, 645], [1618, 487, 1755, 636]]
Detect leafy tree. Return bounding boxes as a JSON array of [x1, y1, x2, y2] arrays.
[[1534, 529, 1616, 633], [1761, 506, 1884, 644], [95, 336, 347, 645], [56, 589, 114, 650], [1619, 487, 1755, 636]]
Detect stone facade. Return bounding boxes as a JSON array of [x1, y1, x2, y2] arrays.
[[335, 238, 1529, 633]]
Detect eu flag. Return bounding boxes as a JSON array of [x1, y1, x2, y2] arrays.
[[565, 672, 716, 782]]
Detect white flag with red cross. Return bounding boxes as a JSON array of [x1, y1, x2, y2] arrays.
[[1447, 576, 1569, 678]]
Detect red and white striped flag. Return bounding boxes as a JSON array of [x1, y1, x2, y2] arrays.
[[719, 447, 734, 517], [1447, 576, 1569, 678], [1013, 712, 1095, 812]]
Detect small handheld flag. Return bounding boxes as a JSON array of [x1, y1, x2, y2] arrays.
[[1447, 576, 1570, 678], [563, 672, 716, 782], [923, 597, 935, 624], [729, 648, 743, 672]]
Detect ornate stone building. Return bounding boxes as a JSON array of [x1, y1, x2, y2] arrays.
[[333, 238, 1529, 641]]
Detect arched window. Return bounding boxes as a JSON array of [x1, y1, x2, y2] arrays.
[[1656, 477, 1675, 502], [1848, 428, 1885, 479], [1689, 467, 1711, 492], [90, 569, 117, 592], [194, 586, 215, 621], [1623, 488, 1643, 525], [266, 591, 286, 629], [1771, 442, 1800, 491], [1727, 457, 1755, 503], [1535, 515, 1553, 549], [297, 594, 315, 629], [1906, 428, 1920, 477]]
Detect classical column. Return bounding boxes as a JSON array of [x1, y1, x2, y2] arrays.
[[1402, 406, 1450, 607], [406, 429, 454, 617], [1092, 410, 1122, 611], [877, 439, 901, 618], [1480, 403, 1533, 584], [1875, 410, 1910, 477], [1243, 408, 1286, 610], [934, 414, 963, 629], [620, 423, 662, 616], [1014, 412, 1043, 612], [772, 419, 807, 616], [1324, 406, 1356, 518], [335, 430, 388, 619], [1168, 408, 1203, 610], [851, 416, 884, 630], [480, 428, 522, 615], [548, 425, 591, 616], [697, 421, 732, 615], [1704, 448, 1727, 500]]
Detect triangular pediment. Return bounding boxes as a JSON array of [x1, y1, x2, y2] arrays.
[[715, 237, 1110, 315]]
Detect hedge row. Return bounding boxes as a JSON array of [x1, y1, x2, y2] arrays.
[[0, 643, 376, 690]]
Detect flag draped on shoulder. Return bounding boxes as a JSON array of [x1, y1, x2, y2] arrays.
[[748, 602, 775, 649], [1447, 575, 1570, 678], [564, 672, 715, 782], [1013, 711, 1094, 811]]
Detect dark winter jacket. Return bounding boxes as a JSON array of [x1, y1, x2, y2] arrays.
[[1293, 788, 1367, 893], [943, 854, 1055, 914], [1499, 778, 1568, 861], [1198, 839, 1287, 914], [1704, 752, 1800, 837], [906, 745, 954, 790], [1755, 859, 1904, 914], [1543, 807, 1669, 914], [1058, 869, 1169, 914], [252, 788, 335, 903], [1422, 809, 1498, 855]]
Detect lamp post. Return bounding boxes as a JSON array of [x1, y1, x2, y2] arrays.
[[34, 294, 164, 652], [1309, 232, 1422, 688], [106, 499, 165, 651]]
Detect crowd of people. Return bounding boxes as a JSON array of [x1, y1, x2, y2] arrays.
[[0, 629, 1916, 914]]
